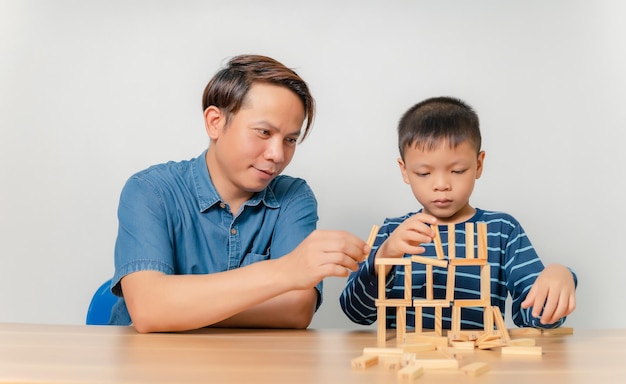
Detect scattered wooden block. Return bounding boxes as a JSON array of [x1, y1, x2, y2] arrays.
[[401, 343, 437, 353], [461, 362, 489, 377], [398, 364, 424, 381], [509, 338, 536, 346], [508, 327, 542, 337], [351, 354, 378, 369], [380, 355, 402, 370], [541, 327, 574, 336], [413, 358, 459, 370], [363, 347, 404, 356], [501, 346, 542, 357], [449, 341, 476, 350]]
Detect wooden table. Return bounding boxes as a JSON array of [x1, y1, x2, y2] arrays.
[[0, 323, 624, 383]]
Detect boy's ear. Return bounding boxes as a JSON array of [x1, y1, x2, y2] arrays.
[[204, 106, 224, 140], [397, 158, 411, 184], [475, 151, 486, 179]]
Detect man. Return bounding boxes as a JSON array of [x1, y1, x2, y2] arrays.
[[110, 55, 368, 333]]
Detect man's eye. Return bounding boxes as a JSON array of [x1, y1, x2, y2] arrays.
[[285, 137, 298, 144]]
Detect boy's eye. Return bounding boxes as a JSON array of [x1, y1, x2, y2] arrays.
[[452, 169, 467, 174], [416, 172, 430, 177]]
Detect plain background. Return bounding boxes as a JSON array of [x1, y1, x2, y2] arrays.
[[1, 0, 625, 330]]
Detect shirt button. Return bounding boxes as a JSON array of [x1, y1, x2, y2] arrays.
[[219, 203, 226, 209], [230, 228, 237, 235]]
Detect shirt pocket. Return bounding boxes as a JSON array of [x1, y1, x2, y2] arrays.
[[239, 252, 270, 267]]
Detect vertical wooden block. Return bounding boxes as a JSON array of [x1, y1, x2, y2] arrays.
[[465, 222, 474, 259], [404, 263, 412, 301], [426, 264, 433, 300], [432, 224, 445, 259], [477, 222, 487, 259], [492, 306, 511, 344], [451, 306, 461, 333], [434, 307, 443, 336], [447, 223, 455, 259], [414, 307, 423, 333], [446, 265, 456, 302], [377, 263, 387, 347], [397, 306, 406, 345], [483, 306, 494, 332]]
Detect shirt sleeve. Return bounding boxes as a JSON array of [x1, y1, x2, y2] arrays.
[[112, 174, 175, 297], [268, 178, 323, 308], [504, 219, 575, 329]]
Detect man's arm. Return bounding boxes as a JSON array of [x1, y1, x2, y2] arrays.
[[122, 230, 368, 333]]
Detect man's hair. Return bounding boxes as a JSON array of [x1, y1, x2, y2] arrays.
[[202, 54, 315, 142], [397, 96, 481, 160]]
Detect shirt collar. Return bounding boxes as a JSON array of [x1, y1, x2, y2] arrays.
[[191, 150, 280, 212]]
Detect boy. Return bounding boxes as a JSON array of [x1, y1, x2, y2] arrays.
[[110, 55, 369, 333], [340, 96, 576, 330]]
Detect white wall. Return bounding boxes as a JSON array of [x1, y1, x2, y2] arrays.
[[1, 0, 625, 330]]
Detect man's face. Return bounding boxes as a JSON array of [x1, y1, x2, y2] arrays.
[[206, 83, 305, 205]]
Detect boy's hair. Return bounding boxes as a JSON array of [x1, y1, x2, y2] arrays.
[[202, 54, 315, 142], [397, 96, 481, 160]]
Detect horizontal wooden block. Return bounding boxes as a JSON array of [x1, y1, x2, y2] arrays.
[[363, 347, 404, 356], [398, 364, 424, 381], [509, 338, 536, 346], [461, 362, 489, 376], [542, 327, 574, 336], [413, 299, 452, 307], [413, 358, 459, 370], [453, 299, 490, 307], [351, 354, 378, 369], [450, 341, 476, 350], [501, 346, 543, 357], [411, 255, 448, 268], [375, 257, 412, 266], [449, 258, 488, 266], [375, 299, 413, 307], [508, 327, 542, 337], [401, 343, 437, 353]]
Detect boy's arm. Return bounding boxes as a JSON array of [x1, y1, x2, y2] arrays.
[[504, 221, 577, 328], [521, 264, 577, 325]]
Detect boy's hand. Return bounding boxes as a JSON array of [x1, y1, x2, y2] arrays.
[[377, 213, 438, 259], [521, 264, 576, 325]]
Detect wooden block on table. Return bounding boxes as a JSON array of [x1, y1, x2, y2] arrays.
[[351, 354, 378, 369], [508, 327, 542, 337], [413, 358, 459, 370], [363, 347, 404, 356], [449, 341, 476, 350], [401, 343, 437, 353], [509, 338, 536, 346], [380, 355, 402, 370], [461, 362, 490, 377], [397, 364, 424, 381], [501, 346, 542, 357], [541, 327, 574, 336], [404, 333, 449, 349]]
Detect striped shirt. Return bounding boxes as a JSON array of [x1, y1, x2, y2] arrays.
[[339, 208, 576, 329]]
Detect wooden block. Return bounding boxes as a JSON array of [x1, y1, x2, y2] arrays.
[[509, 338, 536, 346], [397, 364, 424, 381], [501, 346, 542, 357], [363, 347, 404, 356], [446, 265, 456, 302], [375, 299, 413, 307], [454, 299, 489, 308], [476, 341, 505, 350], [477, 222, 487, 259], [426, 264, 433, 300], [397, 306, 406, 345], [480, 264, 491, 303], [447, 224, 455, 259], [508, 327, 542, 337], [450, 305, 461, 333], [541, 327, 574, 336], [432, 225, 445, 259], [351, 354, 378, 369], [375, 257, 412, 266], [449, 258, 487, 266], [413, 358, 459, 370], [461, 362, 489, 377], [465, 222, 474, 259], [450, 341, 475, 350], [377, 305, 386, 347], [411, 255, 448, 268], [401, 343, 437, 353], [366, 225, 379, 248], [492, 306, 511, 344], [380, 355, 402, 370], [404, 334, 449, 349], [434, 307, 443, 337], [412, 299, 452, 307]]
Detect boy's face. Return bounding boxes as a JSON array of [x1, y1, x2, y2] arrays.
[[204, 83, 304, 204], [398, 140, 485, 224]]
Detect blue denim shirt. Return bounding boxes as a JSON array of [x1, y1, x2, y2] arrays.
[[109, 151, 320, 325]]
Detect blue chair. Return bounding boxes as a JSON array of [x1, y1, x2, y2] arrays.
[[86, 278, 118, 325]]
